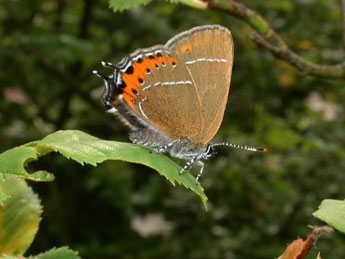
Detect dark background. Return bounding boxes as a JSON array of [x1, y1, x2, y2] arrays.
[[1, 0, 345, 258]]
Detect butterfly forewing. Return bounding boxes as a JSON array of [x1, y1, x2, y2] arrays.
[[124, 46, 203, 141], [166, 25, 234, 145]]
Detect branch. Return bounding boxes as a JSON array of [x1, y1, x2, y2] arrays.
[[206, 0, 345, 79]]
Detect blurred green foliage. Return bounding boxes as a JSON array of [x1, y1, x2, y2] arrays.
[[1, 0, 345, 258]]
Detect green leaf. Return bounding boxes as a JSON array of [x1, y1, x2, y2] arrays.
[[0, 247, 80, 259], [0, 147, 55, 205], [109, 0, 153, 12], [0, 179, 42, 256], [168, 0, 207, 9], [313, 199, 345, 233], [34, 247, 81, 259], [0, 130, 207, 208], [108, 0, 207, 12]]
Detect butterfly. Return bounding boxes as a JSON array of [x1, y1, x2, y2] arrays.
[[93, 24, 266, 183]]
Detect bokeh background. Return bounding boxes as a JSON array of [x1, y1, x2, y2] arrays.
[[1, 0, 345, 258]]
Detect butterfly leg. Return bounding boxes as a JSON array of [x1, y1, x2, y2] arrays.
[[179, 155, 198, 175], [180, 157, 205, 184], [179, 162, 192, 175], [195, 160, 205, 184]]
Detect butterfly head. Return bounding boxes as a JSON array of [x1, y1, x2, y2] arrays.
[[93, 61, 124, 112]]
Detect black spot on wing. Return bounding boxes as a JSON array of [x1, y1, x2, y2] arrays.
[[132, 88, 138, 95], [117, 80, 127, 89], [125, 66, 134, 74]]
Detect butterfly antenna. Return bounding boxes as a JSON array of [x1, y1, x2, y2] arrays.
[[211, 142, 267, 152], [92, 70, 108, 80], [101, 61, 119, 69], [93, 61, 121, 79]]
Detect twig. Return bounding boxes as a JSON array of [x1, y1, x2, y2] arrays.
[[250, 32, 344, 78], [207, 0, 345, 79]]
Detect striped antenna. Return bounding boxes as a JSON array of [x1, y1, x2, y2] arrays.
[[101, 61, 118, 69], [93, 62, 121, 80], [92, 70, 108, 80], [211, 142, 267, 152]]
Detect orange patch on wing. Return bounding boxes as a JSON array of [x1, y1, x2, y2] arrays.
[[168, 57, 177, 65], [121, 59, 156, 115], [178, 40, 209, 55], [121, 75, 140, 115], [157, 56, 167, 66], [145, 59, 159, 70], [122, 73, 140, 95], [142, 58, 155, 71], [132, 62, 147, 79], [180, 44, 192, 54]]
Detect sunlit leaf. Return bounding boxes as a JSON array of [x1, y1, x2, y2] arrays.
[[313, 199, 345, 233], [108, 0, 207, 11], [168, 0, 207, 9]]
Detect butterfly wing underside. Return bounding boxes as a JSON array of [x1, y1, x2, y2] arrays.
[[166, 25, 234, 145], [126, 46, 203, 141]]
